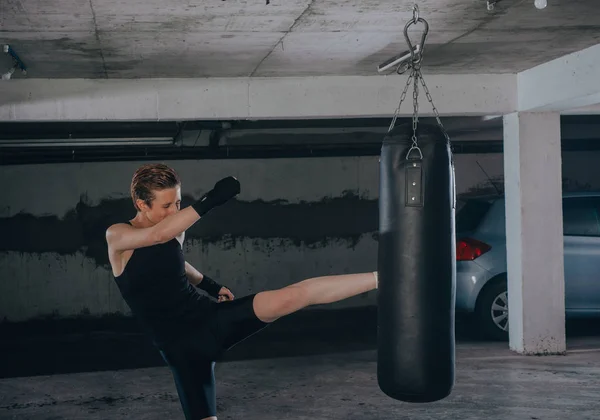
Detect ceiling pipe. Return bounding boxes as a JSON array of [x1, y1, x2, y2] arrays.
[[0, 137, 174, 148]]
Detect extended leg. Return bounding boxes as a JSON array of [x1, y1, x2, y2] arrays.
[[253, 272, 378, 323]]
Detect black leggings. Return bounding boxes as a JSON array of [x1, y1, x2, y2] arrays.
[[158, 294, 269, 419]]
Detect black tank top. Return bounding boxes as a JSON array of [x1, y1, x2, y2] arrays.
[[113, 230, 214, 347]]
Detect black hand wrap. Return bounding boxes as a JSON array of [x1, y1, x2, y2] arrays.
[[192, 176, 241, 217], [196, 275, 223, 299]]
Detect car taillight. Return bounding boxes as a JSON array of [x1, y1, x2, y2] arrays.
[[456, 238, 491, 261]]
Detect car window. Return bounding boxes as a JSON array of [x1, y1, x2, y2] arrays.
[[563, 197, 600, 237], [456, 199, 493, 232]]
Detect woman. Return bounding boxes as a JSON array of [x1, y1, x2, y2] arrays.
[[105, 163, 378, 420]]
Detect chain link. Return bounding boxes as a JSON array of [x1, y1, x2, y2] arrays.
[[412, 67, 419, 150], [387, 70, 414, 132], [417, 68, 450, 142]]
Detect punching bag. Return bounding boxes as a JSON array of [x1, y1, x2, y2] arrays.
[[377, 122, 456, 403]]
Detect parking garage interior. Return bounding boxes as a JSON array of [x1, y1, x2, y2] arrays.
[[2, 1, 600, 419]]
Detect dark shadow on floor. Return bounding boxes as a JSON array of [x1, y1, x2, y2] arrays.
[[1, 306, 598, 379]]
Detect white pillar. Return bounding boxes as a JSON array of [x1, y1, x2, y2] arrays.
[[503, 112, 566, 355]]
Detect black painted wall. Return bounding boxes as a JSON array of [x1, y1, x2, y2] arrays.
[[2, 151, 600, 322]]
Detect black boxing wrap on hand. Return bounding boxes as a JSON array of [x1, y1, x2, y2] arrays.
[[191, 176, 240, 217], [196, 275, 224, 299]]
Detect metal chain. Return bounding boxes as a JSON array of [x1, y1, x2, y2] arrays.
[[404, 66, 423, 160], [387, 4, 449, 161], [387, 70, 414, 132], [412, 67, 419, 150], [417, 68, 450, 142]]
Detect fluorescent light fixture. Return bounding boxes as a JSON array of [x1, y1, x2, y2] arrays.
[[0, 137, 174, 148], [481, 115, 502, 121]]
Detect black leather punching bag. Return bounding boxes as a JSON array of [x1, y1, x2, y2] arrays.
[[377, 122, 456, 403]]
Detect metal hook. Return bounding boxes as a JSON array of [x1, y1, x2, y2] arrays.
[[406, 145, 423, 161], [403, 10, 429, 65]]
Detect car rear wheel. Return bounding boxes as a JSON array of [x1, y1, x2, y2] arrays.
[[475, 278, 509, 341]]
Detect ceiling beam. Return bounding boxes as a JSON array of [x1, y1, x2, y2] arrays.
[[517, 43, 600, 113], [0, 74, 517, 122]]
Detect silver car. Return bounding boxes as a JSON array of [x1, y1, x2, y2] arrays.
[[455, 191, 600, 340]]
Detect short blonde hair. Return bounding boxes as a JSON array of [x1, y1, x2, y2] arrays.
[[130, 163, 181, 211]]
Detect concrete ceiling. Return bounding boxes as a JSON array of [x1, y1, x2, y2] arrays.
[[1, 0, 599, 79]]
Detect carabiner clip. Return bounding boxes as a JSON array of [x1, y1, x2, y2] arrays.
[[403, 5, 429, 65]]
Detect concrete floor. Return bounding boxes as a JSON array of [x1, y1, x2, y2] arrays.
[[1, 307, 600, 420]]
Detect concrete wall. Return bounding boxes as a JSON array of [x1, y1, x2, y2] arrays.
[[2, 150, 600, 323]]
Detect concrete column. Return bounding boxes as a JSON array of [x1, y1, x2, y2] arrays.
[[503, 111, 566, 355]]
